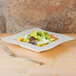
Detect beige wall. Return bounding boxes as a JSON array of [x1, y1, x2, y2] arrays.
[[0, 0, 76, 33]]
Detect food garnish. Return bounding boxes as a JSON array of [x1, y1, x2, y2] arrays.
[[17, 31, 57, 47]]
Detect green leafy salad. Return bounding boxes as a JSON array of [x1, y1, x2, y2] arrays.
[[17, 31, 57, 47]]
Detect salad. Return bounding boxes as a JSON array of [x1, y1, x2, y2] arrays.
[[17, 31, 57, 47]]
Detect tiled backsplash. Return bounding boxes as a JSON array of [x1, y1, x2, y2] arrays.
[[0, 0, 76, 33]]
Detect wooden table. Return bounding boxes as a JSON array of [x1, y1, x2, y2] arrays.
[[0, 34, 76, 76]]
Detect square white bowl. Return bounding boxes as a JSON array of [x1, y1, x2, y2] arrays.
[[1, 28, 74, 52]]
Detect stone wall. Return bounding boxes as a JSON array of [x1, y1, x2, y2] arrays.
[[0, 0, 76, 33]]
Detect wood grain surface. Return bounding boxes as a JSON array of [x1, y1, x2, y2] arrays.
[[0, 33, 76, 76]]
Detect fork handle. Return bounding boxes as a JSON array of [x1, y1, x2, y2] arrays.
[[18, 55, 44, 65]]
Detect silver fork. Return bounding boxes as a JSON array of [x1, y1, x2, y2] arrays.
[[2, 45, 44, 65]]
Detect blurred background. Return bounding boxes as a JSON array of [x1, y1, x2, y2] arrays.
[[0, 0, 76, 33]]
